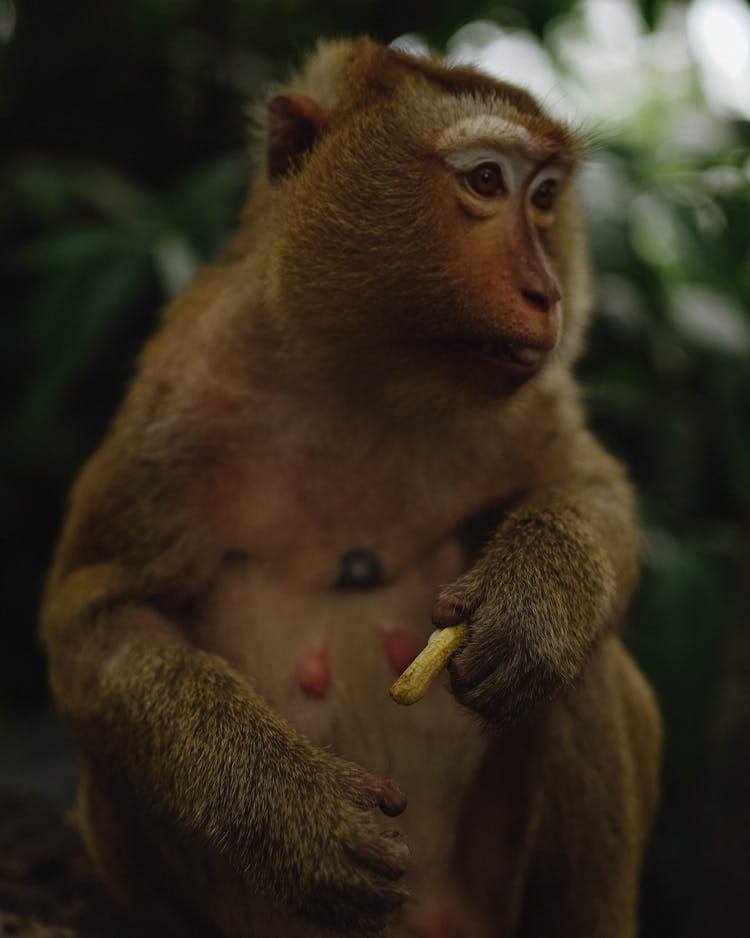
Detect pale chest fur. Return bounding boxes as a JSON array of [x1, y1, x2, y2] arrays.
[[191, 409, 518, 717]]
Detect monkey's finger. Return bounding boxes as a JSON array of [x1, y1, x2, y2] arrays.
[[348, 871, 409, 914], [389, 624, 467, 705], [350, 773, 407, 817], [448, 649, 539, 723], [447, 640, 495, 690], [343, 831, 410, 880], [312, 872, 407, 934], [335, 879, 408, 931], [432, 592, 474, 629], [448, 663, 499, 710], [447, 625, 519, 692]]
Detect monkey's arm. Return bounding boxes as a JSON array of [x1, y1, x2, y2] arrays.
[[433, 432, 639, 725], [42, 495, 407, 932]]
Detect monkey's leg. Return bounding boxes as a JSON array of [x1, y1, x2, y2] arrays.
[[78, 767, 223, 938], [515, 635, 661, 938]]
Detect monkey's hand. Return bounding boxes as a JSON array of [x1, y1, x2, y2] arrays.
[[266, 750, 409, 933], [433, 469, 637, 725], [124, 653, 409, 935]]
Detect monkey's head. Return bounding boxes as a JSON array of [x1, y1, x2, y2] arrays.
[[258, 38, 591, 405]]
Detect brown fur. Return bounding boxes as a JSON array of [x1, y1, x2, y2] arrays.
[[42, 37, 661, 938]]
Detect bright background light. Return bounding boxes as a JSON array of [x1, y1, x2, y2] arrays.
[[439, 0, 750, 126], [688, 0, 750, 118]]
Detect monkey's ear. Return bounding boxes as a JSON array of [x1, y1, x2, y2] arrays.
[[266, 94, 328, 181]]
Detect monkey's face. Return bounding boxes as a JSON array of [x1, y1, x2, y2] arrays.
[[415, 112, 578, 398], [264, 51, 588, 401]]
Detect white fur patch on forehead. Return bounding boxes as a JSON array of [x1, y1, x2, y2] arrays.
[[287, 39, 360, 111], [437, 114, 547, 159]]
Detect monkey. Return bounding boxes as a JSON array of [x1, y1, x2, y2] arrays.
[[41, 37, 662, 938]]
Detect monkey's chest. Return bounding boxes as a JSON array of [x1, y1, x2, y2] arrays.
[[194, 531, 476, 738]]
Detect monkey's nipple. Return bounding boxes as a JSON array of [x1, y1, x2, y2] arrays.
[[382, 629, 421, 675], [295, 645, 331, 699]]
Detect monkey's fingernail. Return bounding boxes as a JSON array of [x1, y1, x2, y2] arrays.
[[379, 782, 407, 816], [431, 595, 465, 627], [388, 838, 410, 862]]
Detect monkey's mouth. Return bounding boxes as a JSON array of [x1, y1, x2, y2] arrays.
[[459, 337, 545, 372]]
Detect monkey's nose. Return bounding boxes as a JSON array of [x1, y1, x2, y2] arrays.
[[520, 280, 561, 314]]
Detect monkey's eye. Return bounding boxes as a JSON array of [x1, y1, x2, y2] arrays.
[[466, 162, 504, 198], [532, 178, 558, 211]]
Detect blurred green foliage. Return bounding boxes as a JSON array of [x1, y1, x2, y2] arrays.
[[581, 131, 750, 935], [2, 1, 749, 936]]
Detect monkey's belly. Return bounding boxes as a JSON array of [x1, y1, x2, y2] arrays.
[[194, 541, 490, 929]]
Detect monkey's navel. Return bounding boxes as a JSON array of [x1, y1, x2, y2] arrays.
[[334, 547, 384, 590]]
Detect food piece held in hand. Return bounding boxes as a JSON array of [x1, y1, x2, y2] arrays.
[[389, 624, 467, 705]]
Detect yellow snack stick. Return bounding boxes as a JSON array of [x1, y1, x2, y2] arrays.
[[389, 623, 467, 705]]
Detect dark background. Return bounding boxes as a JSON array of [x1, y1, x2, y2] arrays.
[[2, 1, 749, 936]]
